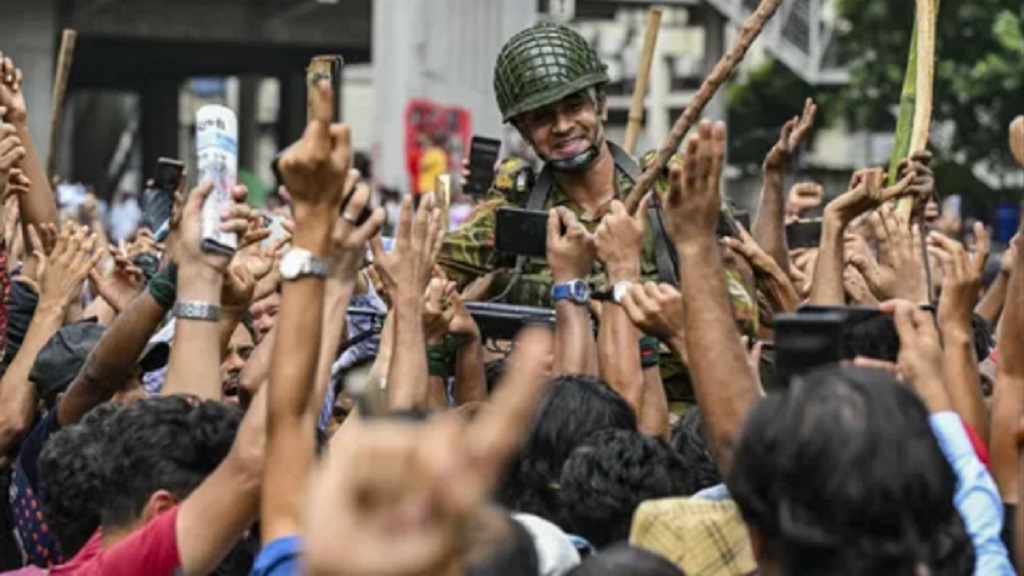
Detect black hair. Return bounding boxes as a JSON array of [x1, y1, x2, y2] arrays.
[[728, 365, 974, 575], [353, 152, 372, 181], [465, 512, 540, 576], [38, 402, 122, 556], [568, 544, 684, 576], [98, 396, 241, 529], [559, 429, 692, 548], [669, 408, 722, 492], [499, 374, 637, 524]]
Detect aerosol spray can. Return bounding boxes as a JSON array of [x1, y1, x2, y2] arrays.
[[195, 105, 239, 255]]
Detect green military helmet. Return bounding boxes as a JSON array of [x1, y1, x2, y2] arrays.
[[494, 22, 610, 122]]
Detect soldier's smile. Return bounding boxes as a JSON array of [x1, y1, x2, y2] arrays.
[[552, 135, 588, 157]]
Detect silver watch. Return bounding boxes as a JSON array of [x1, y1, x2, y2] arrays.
[[279, 249, 329, 281], [174, 301, 222, 322]]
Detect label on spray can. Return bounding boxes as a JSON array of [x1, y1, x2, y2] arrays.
[[196, 105, 239, 254]]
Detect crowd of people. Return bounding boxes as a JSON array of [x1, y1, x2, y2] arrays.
[[0, 18, 1022, 576]]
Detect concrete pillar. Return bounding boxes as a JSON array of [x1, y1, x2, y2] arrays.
[[0, 0, 58, 163], [139, 79, 180, 180], [372, 0, 537, 191], [237, 75, 259, 171]]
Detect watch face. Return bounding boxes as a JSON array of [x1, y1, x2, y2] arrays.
[[570, 281, 589, 302], [280, 252, 302, 278]]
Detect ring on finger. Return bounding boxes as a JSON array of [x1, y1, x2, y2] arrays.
[[341, 211, 359, 225]]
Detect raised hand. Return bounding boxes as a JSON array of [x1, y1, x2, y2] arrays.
[[824, 168, 914, 226], [928, 224, 990, 331], [33, 222, 103, 309], [423, 277, 456, 346], [276, 81, 351, 220], [89, 248, 146, 312], [896, 150, 936, 218], [305, 328, 553, 576], [0, 115, 25, 183], [764, 98, 817, 171], [328, 174, 385, 283], [620, 282, 686, 350], [883, 300, 951, 413], [547, 206, 595, 284], [0, 54, 26, 122], [220, 263, 256, 313], [370, 194, 443, 299], [664, 120, 726, 247], [594, 199, 648, 283], [843, 264, 879, 306], [849, 206, 928, 303], [722, 223, 799, 313], [177, 181, 255, 276]]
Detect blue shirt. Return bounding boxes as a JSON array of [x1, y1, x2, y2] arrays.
[[250, 536, 302, 576], [928, 412, 1014, 575]]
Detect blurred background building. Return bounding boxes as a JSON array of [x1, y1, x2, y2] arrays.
[[0, 0, 1020, 227]]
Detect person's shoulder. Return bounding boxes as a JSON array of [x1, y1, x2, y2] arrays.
[[488, 156, 535, 206]]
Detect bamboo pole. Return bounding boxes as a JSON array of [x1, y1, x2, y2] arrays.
[[624, 0, 785, 214], [436, 174, 452, 232], [892, 0, 938, 221], [46, 29, 77, 176], [623, 7, 663, 155]]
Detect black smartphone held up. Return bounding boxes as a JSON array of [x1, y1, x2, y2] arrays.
[[464, 136, 502, 197], [786, 219, 823, 249], [773, 310, 846, 387], [495, 207, 550, 259], [141, 157, 184, 233]]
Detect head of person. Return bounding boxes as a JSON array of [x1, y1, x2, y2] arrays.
[[568, 545, 684, 576], [221, 321, 255, 403], [670, 408, 722, 493], [728, 365, 974, 575], [559, 429, 692, 549], [500, 374, 637, 522], [249, 292, 280, 341], [463, 506, 541, 576], [38, 401, 122, 557], [30, 322, 168, 412], [98, 395, 241, 535], [494, 22, 610, 173]]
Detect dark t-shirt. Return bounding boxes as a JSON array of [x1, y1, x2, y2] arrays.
[[3, 280, 38, 367], [8, 411, 63, 567]]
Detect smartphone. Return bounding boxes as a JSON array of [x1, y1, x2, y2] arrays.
[[786, 219, 823, 249], [772, 311, 846, 387], [495, 207, 550, 259], [196, 105, 239, 255], [308, 55, 344, 122], [734, 210, 751, 232], [464, 136, 502, 197], [142, 158, 184, 233]]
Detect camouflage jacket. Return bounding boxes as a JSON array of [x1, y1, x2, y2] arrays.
[[437, 149, 758, 400]]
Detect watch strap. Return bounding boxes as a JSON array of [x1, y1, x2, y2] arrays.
[[174, 300, 222, 321]]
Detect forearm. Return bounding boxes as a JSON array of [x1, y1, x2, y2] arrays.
[[598, 305, 644, 418], [162, 268, 224, 400], [639, 366, 669, 439], [312, 281, 353, 419], [940, 328, 988, 445], [751, 169, 789, 270], [975, 273, 1007, 326], [239, 323, 276, 407], [10, 119, 58, 240], [553, 301, 596, 375], [58, 291, 166, 426], [0, 303, 65, 451], [388, 294, 429, 410], [808, 217, 847, 305], [677, 239, 761, 476], [453, 337, 487, 405], [218, 309, 245, 357], [991, 250, 1023, 502]]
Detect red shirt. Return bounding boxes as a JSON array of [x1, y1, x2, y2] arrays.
[[50, 505, 181, 576]]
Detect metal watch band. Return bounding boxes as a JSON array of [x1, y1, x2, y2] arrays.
[[173, 300, 222, 322]]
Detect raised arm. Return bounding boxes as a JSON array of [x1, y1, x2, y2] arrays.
[[928, 226, 990, 444], [991, 231, 1023, 504], [593, 199, 647, 417], [752, 98, 816, 270], [659, 120, 760, 476], [809, 170, 913, 305], [0, 223, 101, 451], [547, 207, 598, 375], [0, 55, 59, 241], [161, 182, 253, 400], [261, 82, 386, 543]]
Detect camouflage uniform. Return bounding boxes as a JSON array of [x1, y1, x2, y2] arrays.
[[438, 154, 759, 402]]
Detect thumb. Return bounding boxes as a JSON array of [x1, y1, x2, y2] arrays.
[[635, 193, 652, 235], [188, 181, 216, 215]]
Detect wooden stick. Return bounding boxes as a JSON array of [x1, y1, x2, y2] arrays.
[[894, 0, 938, 221], [46, 29, 77, 176], [436, 174, 452, 232], [623, 8, 663, 155], [625, 0, 785, 214]]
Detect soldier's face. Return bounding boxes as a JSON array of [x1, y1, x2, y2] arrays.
[[517, 91, 607, 161]]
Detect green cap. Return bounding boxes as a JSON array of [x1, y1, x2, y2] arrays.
[[493, 22, 609, 122]]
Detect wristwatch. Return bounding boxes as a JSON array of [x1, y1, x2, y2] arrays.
[[279, 249, 329, 281], [552, 280, 590, 305]]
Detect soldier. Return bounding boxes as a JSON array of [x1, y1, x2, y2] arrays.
[[438, 21, 758, 406]]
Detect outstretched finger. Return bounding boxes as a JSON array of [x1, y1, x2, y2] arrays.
[[971, 221, 991, 277]]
